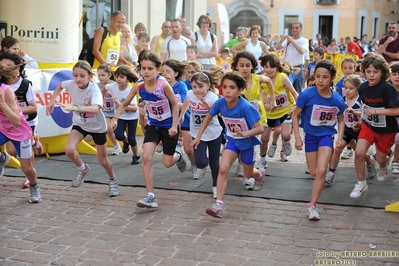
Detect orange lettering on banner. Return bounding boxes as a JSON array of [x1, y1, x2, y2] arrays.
[[36, 92, 72, 105]]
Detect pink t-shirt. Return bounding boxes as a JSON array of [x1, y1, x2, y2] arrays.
[[0, 83, 32, 141]]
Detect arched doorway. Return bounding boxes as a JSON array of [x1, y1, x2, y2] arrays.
[[230, 10, 263, 36]]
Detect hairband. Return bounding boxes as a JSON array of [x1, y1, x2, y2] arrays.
[[193, 72, 210, 82], [316, 62, 334, 72]]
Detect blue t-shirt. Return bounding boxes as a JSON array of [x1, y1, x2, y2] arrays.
[[307, 61, 317, 77], [172, 81, 190, 128], [210, 97, 261, 150], [138, 75, 173, 128], [296, 86, 346, 137], [183, 79, 192, 91]]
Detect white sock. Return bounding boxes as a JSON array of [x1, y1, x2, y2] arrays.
[[77, 164, 86, 171]]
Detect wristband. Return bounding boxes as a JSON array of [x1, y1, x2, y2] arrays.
[[73, 105, 78, 112]]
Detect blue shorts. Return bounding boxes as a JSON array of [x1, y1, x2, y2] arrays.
[[304, 134, 334, 153], [225, 141, 256, 165]]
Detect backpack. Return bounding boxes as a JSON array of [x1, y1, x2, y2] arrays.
[[79, 26, 109, 66], [194, 32, 215, 44], [15, 79, 37, 121]]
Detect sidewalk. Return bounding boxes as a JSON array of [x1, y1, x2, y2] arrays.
[[0, 137, 398, 265]]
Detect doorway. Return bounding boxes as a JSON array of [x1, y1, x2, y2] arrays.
[[318, 15, 333, 44]]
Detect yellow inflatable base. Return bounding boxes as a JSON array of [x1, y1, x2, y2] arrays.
[[5, 134, 97, 169], [385, 202, 399, 213]]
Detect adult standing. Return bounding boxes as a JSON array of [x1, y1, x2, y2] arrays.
[[313, 33, 322, 46], [92, 11, 132, 68], [181, 27, 195, 43], [160, 18, 191, 62], [193, 15, 218, 70], [276, 21, 308, 93], [218, 27, 247, 54], [327, 38, 340, 55], [118, 25, 138, 66], [230, 25, 269, 73], [376, 21, 399, 63], [345, 36, 363, 59], [150, 21, 171, 55]]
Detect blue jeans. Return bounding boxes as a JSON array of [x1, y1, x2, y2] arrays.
[[293, 64, 304, 93]]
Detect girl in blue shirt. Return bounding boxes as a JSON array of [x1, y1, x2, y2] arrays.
[[192, 71, 265, 218], [292, 60, 346, 221]]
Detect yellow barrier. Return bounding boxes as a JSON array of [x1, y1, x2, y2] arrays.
[[385, 202, 399, 213]]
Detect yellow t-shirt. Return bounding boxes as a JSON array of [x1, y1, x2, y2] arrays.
[[241, 73, 267, 125], [155, 35, 165, 55], [93, 31, 122, 69], [261, 72, 295, 119], [216, 56, 232, 72]]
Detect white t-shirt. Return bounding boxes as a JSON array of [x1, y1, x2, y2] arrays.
[[161, 35, 190, 61], [105, 83, 138, 120], [61, 80, 106, 133], [187, 90, 221, 141], [195, 31, 216, 65], [11, 77, 38, 127], [281, 37, 308, 66]]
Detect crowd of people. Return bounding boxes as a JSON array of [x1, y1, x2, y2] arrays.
[[1, 10, 399, 221]]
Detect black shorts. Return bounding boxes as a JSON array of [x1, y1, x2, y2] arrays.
[[180, 126, 190, 131], [266, 114, 288, 128], [72, 125, 107, 145], [143, 125, 179, 156], [343, 128, 358, 145]]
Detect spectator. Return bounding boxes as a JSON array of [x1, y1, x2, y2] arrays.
[[1, 36, 38, 69], [276, 21, 308, 93], [92, 11, 132, 68], [181, 27, 195, 43], [308, 39, 314, 52], [193, 15, 218, 70], [150, 21, 171, 55], [118, 25, 138, 66], [327, 38, 340, 55], [339, 37, 346, 53], [160, 18, 191, 62], [313, 33, 322, 46], [218, 27, 247, 53], [134, 33, 150, 56], [376, 21, 399, 63], [345, 36, 363, 58], [319, 40, 328, 53], [132, 22, 146, 45]]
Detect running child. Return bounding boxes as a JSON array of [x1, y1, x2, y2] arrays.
[[161, 59, 195, 177], [231, 51, 276, 178], [292, 60, 347, 220], [105, 65, 141, 164], [259, 53, 298, 165], [0, 63, 41, 202], [351, 54, 399, 198], [111, 51, 185, 208], [326, 75, 376, 183], [0, 52, 43, 189], [98, 64, 121, 155], [46, 60, 119, 197], [192, 71, 265, 218], [388, 62, 399, 174], [179, 71, 222, 198]]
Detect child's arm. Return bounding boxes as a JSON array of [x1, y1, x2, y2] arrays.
[[21, 86, 37, 115], [282, 75, 298, 100], [234, 121, 263, 138], [46, 83, 64, 115], [292, 106, 303, 150], [335, 115, 346, 149], [369, 107, 399, 116], [259, 75, 276, 110], [179, 97, 190, 123], [163, 81, 180, 136], [0, 87, 22, 127], [293, 67, 301, 76], [229, 41, 248, 56]]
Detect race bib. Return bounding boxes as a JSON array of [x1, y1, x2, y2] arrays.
[[222, 117, 249, 139], [191, 111, 207, 128], [74, 111, 95, 123], [249, 100, 259, 111], [274, 92, 289, 109], [146, 99, 172, 121], [310, 105, 338, 126], [103, 94, 115, 111], [362, 104, 386, 127], [344, 112, 360, 128], [106, 49, 120, 64]]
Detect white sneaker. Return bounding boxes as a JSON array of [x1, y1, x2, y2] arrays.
[[192, 165, 199, 180], [367, 155, 377, 178], [307, 205, 320, 220], [112, 145, 122, 155], [236, 164, 244, 177], [377, 166, 387, 181], [156, 144, 163, 153], [267, 144, 277, 158], [243, 177, 255, 190], [341, 148, 353, 159], [325, 171, 335, 184], [350, 181, 368, 198], [280, 151, 288, 162], [282, 140, 292, 156], [392, 162, 399, 174], [212, 187, 217, 199], [197, 168, 206, 178], [255, 156, 268, 169]]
